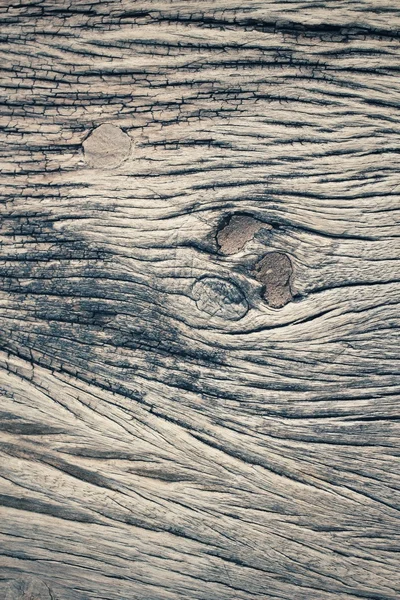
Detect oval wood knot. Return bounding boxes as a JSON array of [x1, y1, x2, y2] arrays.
[[216, 214, 271, 255], [83, 123, 131, 169], [6, 577, 54, 600], [254, 252, 293, 308], [192, 276, 248, 320]]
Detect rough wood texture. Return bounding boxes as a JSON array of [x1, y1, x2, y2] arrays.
[[1, 1, 400, 599]]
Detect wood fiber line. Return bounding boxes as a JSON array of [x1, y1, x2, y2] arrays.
[[0, 1, 399, 599]]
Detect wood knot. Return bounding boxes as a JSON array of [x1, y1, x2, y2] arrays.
[[216, 214, 270, 255], [5, 577, 54, 600], [192, 276, 248, 320], [83, 123, 131, 169], [254, 252, 293, 308]]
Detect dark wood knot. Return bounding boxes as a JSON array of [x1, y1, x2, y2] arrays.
[[216, 214, 270, 255], [192, 276, 248, 320], [254, 252, 293, 308]]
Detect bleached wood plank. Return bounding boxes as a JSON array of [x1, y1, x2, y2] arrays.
[[0, 1, 399, 599]]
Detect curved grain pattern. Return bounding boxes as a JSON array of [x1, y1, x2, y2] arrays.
[[0, 1, 399, 599]]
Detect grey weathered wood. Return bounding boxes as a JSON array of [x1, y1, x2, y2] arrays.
[[0, 1, 399, 599]]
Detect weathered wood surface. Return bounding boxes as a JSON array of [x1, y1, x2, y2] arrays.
[[0, 1, 400, 598]]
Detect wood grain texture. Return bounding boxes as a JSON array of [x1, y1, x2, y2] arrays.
[[0, 1, 399, 599]]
